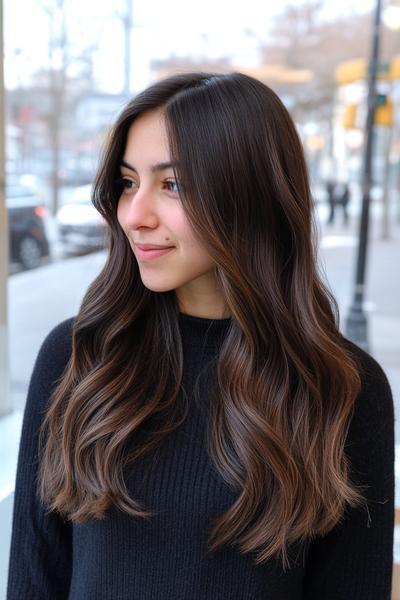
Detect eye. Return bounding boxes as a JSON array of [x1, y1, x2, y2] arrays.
[[164, 179, 180, 194], [115, 177, 137, 195]]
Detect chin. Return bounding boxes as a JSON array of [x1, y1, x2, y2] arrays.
[[140, 278, 176, 293]]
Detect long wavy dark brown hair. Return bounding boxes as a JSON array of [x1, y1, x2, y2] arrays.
[[38, 71, 366, 570]]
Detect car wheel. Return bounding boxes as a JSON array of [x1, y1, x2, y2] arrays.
[[18, 236, 43, 270]]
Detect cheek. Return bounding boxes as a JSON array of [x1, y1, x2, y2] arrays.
[[180, 227, 214, 268], [116, 198, 131, 240], [116, 198, 125, 229], [168, 207, 192, 239], [170, 210, 213, 264]]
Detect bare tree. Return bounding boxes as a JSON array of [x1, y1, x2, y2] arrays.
[[259, 4, 400, 124], [38, 0, 98, 214]]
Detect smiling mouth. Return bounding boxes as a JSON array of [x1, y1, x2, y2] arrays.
[[134, 245, 175, 261], [135, 243, 175, 250]]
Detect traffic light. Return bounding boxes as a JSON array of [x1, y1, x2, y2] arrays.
[[341, 95, 394, 128], [374, 93, 387, 107]]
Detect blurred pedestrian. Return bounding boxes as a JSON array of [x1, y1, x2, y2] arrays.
[[326, 179, 337, 225], [7, 72, 394, 600], [337, 182, 351, 226]]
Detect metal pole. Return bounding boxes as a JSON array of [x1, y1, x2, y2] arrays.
[[0, 0, 10, 416], [345, 0, 382, 351]]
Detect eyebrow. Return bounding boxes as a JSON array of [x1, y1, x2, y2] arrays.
[[120, 159, 179, 174]]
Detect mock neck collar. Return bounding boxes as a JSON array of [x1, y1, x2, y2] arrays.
[[178, 312, 231, 349]]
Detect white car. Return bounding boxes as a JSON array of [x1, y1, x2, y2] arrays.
[[56, 184, 107, 254]]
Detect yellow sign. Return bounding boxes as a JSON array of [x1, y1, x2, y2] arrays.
[[336, 59, 366, 85], [375, 97, 394, 126], [335, 56, 399, 84], [389, 56, 400, 80], [342, 103, 358, 128]]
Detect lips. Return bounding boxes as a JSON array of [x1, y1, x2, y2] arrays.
[[135, 243, 174, 250], [134, 243, 175, 261]]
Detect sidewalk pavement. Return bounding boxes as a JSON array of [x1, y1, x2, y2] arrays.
[[318, 205, 400, 406], [318, 204, 400, 514]]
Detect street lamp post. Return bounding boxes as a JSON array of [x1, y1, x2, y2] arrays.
[[345, 0, 382, 351]]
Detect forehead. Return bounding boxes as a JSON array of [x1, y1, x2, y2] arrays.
[[124, 109, 170, 162]]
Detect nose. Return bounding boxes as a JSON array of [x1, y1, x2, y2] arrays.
[[124, 186, 159, 230]]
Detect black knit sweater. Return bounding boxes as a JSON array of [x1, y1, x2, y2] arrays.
[[7, 314, 395, 599]]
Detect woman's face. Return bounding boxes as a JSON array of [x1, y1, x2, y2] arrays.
[[117, 109, 224, 316]]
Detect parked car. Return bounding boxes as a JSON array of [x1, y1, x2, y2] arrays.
[[56, 184, 107, 255], [7, 183, 50, 270]]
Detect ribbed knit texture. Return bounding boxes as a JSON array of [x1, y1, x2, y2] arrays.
[[7, 313, 394, 599]]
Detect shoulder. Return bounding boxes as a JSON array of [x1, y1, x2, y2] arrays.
[[340, 336, 394, 452], [37, 317, 75, 360], [30, 317, 76, 397], [21, 318, 76, 438]]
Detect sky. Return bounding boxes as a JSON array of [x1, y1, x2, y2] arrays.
[[4, 0, 376, 93]]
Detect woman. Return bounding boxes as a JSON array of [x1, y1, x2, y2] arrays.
[[7, 72, 394, 599]]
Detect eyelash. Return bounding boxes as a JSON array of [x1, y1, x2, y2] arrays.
[[115, 177, 180, 195]]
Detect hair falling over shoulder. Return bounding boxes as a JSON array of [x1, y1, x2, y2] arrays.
[[38, 71, 366, 571]]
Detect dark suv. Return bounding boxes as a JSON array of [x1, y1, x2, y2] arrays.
[[7, 183, 50, 270]]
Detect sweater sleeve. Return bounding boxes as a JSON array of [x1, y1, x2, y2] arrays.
[[7, 319, 75, 600], [303, 346, 395, 599]]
